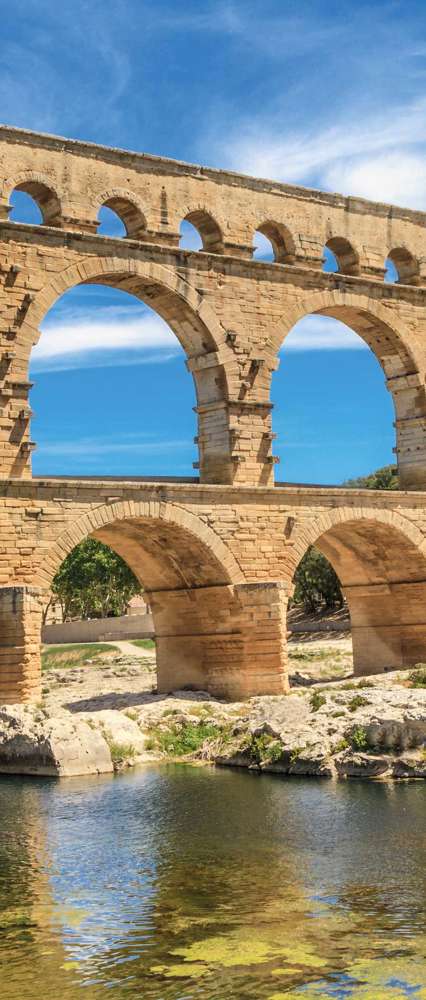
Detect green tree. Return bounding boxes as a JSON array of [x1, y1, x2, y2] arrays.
[[51, 538, 141, 622], [293, 546, 342, 612], [293, 465, 399, 612], [343, 464, 399, 491]]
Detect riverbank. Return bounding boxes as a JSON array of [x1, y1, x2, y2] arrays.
[[0, 637, 425, 779]]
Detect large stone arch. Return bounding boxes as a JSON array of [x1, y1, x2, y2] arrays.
[[18, 256, 239, 484], [31, 498, 273, 699], [23, 255, 228, 359], [37, 499, 244, 589], [268, 289, 426, 490], [290, 504, 426, 675]]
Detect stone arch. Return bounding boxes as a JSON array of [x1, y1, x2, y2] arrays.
[[255, 220, 295, 263], [289, 504, 426, 675], [290, 503, 426, 574], [3, 170, 63, 226], [386, 246, 419, 285], [94, 188, 147, 238], [37, 499, 243, 589], [35, 499, 253, 698], [23, 255, 229, 362], [18, 256, 240, 484], [268, 288, 426, 489], [181, 208, 224, 253], [324, 236, 360, 275]]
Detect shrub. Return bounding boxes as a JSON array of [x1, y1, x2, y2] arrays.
[[351, 726, 369, 752], [348, 695, 369, 712], [310, 691, 327, 712], [408, 667, 426, 688], [247, 733, 283, 765]]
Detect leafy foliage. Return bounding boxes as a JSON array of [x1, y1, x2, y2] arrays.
[[51, 538, 141, 621], [343, 464, 399, 491], [293, 466, 399, 611], [293, 547, 342, 612]]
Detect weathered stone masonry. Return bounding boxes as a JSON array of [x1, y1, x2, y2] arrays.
[[1, 126, 426, 701]]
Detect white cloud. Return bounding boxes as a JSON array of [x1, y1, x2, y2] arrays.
[[218, 96, 426, 210], [324, 152, 426, 210], [282, 316, 366, 352], [31, 308, 182, 372]]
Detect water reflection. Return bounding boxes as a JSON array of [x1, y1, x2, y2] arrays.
[[0, 765, 424, 998]]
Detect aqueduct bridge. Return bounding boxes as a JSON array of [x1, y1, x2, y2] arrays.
[[2, 126, 426, 702]]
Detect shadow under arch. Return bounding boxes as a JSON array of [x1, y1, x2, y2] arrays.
[[290, 505, 426, 676], [37, 499, 246, 698], [269, 289, 426, 489]]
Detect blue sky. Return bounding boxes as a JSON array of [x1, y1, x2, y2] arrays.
[[3, 0, 426, 483]]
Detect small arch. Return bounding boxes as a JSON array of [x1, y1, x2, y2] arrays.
[[180, 210, 223, 253], [96, 191, 147, 239], [6, 173, 62, 226], [385, 247, 419, 285], [323, 237, 359, 275], [254, 221, 295, 263]]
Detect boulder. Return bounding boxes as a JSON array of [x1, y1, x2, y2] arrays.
[[0, 706, 113, 777], [81, 709, 147, 754]]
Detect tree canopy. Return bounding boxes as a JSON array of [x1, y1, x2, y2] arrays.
[[50, 538, 141, 622]]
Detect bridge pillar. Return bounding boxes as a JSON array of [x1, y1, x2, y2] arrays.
[[149, 580, 289, 700], [345, 581, 426, 674], [0, 586, 43, 702]]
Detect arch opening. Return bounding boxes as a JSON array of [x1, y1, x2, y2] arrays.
[[30, 283, 198, 479], [385, 248, 419, 285], [9, 181, 62, 226], [271, 294, 426, 490], [38, 504, 245, 700], [273, 312, 395, 486], [290, 514, 426, 677], [179, 211, 223, 253], [323, 238, 359, 275], [97, 197, 147, 239], [254, 221, 294, 263]]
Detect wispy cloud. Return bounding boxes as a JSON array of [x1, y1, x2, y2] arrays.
[[38, 435, 191, 457], [282, 317, 366, 352], [210, 94, 426, 209], [31, 306, 182, 373]]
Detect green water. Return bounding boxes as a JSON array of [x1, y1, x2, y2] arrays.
[[0, 765, 424, 999]]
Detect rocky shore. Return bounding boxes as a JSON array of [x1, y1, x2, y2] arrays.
[[0, 641, 425, 780]]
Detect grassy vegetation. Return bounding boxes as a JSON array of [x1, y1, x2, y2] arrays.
[[131, 639, 155, 650], [289, 647, 345, 662], [108, 742, 137, 766], [348, 694, 370, 712], [41, 642, 118, 671], [146, 720, 227, 757], [332, 737, 350, 754]]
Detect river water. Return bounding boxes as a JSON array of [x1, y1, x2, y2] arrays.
[[0, 764, 424, 999]]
